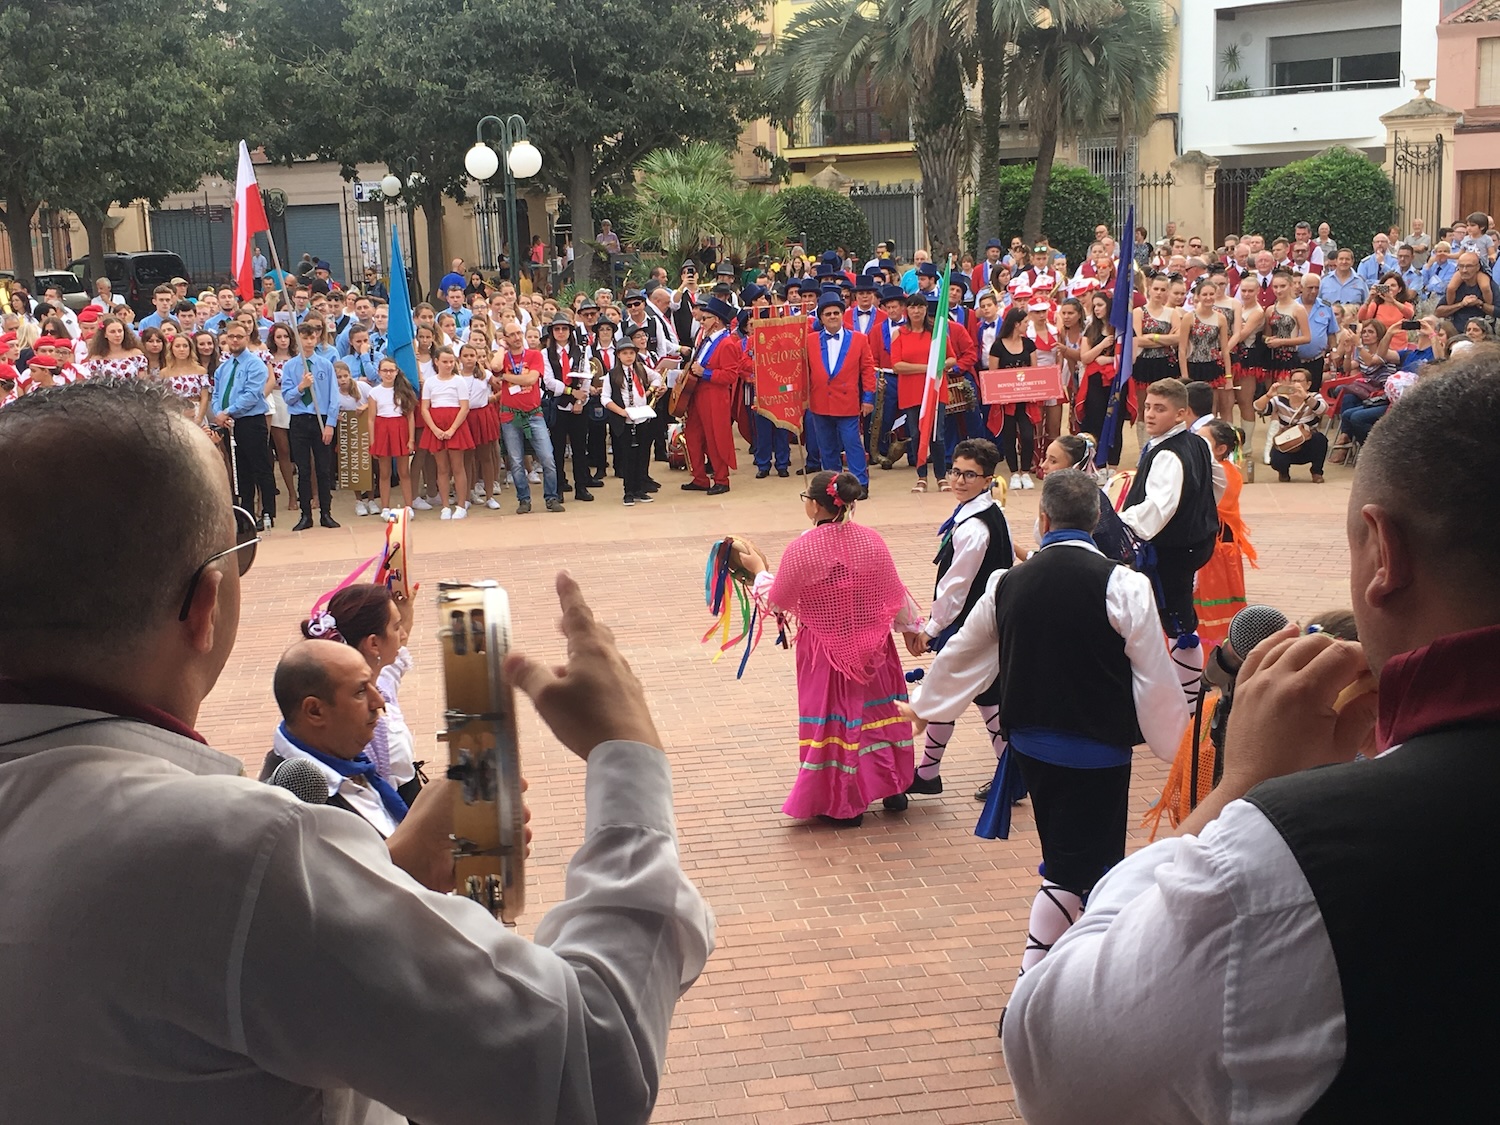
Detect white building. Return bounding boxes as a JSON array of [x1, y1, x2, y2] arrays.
[[1180, 0, 1440, 163]]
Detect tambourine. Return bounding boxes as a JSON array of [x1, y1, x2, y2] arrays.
[[375, 508, 412, 598], [437, 581, 526, 925], [1104, 469, 1136, 512]]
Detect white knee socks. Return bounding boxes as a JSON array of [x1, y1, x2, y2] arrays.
[[917, 721, 954, 780], [1170, 633, 1205, 709], [1020, 882, 1082, 976], [979, 703, 1006, 759]]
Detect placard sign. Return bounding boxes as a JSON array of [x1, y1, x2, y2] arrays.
[[978, 364, 1065, 405], [337, 409, 372, 491]]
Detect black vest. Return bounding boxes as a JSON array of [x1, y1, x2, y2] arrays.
[[1124, 428, 1218, 549], [992, 545, 1142, 748], [1246, 724, 1499, 1122], [933, 504, 1013, 631]]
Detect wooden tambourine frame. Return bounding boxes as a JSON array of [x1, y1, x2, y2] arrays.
[[437, 582, 526, 925]]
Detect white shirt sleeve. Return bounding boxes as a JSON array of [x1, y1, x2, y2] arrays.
[[1003, 799, 1344, 1125], [238, 740, 715, 1125], [375, 648, 416, 785], [541, 355, 568, 396], [1119, 447, 1183, 541], [913, 570, 1004, 722], [1105, 568, 1189, 761], [924, 514, 1002, 638]]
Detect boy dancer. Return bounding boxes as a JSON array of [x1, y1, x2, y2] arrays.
[[906, 438, 1015, 799]]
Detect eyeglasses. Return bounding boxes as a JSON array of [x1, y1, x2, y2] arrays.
[[178, 506, 261, 621], [945, 469, 990, 483]]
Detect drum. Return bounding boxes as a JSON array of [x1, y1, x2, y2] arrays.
[[437, 582, 526, 925], [945, 372, 976, 415]]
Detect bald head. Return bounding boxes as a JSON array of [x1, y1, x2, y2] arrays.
[[274, 639, 381, 759], [0, 381, 226, 674]]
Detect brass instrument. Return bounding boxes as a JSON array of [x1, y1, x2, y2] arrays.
[[945, 371, 977, 414], [438, 582, 526, 926], [588, 356, 606, 394]]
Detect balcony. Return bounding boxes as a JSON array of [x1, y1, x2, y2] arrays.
[[788, 105, 915, 150]]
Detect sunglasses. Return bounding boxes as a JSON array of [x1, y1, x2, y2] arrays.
[[178, 505, 260, 620]]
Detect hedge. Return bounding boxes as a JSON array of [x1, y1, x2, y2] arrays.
[[966, 164, 1112, 269], [777, 186, 872, 261], [1243, 147, 1396, 249]]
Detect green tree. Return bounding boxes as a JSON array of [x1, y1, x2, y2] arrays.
[[627, 146, 790, 268], [777, 186, 871, 260], [769, 0, 970, 259], [0, 0, 244, 286], [992, 0, 1171, 245], [1244, 147, 1396, 251], [966, 163, 1110, 268]]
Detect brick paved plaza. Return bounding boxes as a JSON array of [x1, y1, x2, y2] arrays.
[[200, 448, 1355, 1124]]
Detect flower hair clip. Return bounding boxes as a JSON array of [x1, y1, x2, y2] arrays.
[[826, 478, 844, 506], [306, 612, 344, 643]]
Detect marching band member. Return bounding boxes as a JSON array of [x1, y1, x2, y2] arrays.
[[680, 295, 743, 497], [543, 313, 594, 504], [805, 291, 876, 496], [602, 337, 660, 506]]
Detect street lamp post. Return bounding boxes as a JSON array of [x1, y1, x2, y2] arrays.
[[379, 158, 423, 300], [465, 115, 542, 284]]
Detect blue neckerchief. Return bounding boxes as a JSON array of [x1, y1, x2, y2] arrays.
[[937, 500, 966, 539], [1040, 528, 1096, 549], [277, 722, 408, 824], [819, 328, 852, 383]]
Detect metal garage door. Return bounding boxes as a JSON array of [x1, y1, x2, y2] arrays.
[[150, 206, 233, 286], [283, 204, 346, 286]]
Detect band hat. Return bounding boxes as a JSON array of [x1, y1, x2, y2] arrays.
[[785, 279, 804, 293], [622, 289, 646, 302], [679, 261, 698, 274], [643, 280, 665, 297], [819, 249, 841, 265], [877, 258, 896, 271], [577, 298, 600, 311], [625, 322, 651, 337], [0, 332, 18, 347], [615, 339, 640, 355], [948, 272, 970, 292], [27, 354, 57, 368], [879, 284, 907, 303], [814, 262, 839, 278], [699, 295, 736, 325], [1011, 283, 1034, 298], [915, 261, 939, 278], [316, 260, 332, 270], [740, 283, 768, 305], [853, 275, 878, 292], [985, 238, 1003, 250], [76, 307, 102, 324], [817, 292, 846, 312], [547, 313, 574, 329], [715, 261, 735, 275]]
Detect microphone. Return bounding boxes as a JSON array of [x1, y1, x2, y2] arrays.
[[267, 757, 330, 805], [1203, 604, 1289, 692]]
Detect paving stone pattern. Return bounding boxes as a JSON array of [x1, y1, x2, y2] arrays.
[[201, 457, 1354, 1124]]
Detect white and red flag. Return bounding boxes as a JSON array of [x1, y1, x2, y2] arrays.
[[232, 141, 270, 301]]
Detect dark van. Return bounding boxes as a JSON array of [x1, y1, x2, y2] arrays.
[[69, 252, 191, 318]]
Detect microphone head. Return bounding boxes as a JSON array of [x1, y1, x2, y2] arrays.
[[1227, 604, 1290, 665], [267, 757, 330, 805]]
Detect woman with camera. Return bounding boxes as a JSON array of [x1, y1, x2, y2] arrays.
[[1358, 272, 1416, 350], [1254, 368, 1329, 482]]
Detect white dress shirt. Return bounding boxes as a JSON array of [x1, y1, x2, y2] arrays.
[[1004, 798, 1344, 1124], [821, 328, 845, 373], [1120, 423, 1188, 541], [0, 703, 714, 1125], [272, 723, 398, 837], [913, 540, 1188, 761], [924, 493, 1011, 639]]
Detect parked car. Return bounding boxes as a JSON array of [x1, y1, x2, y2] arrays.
[[0, 268, 91, 313], [68, 252, 191, 318]]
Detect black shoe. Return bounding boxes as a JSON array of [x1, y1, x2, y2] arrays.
[[816, 813, 864, 827], [292, 514, 314, 532], [591, 476, 607, 486], [635, 492, 654, 503], [795, 468, 807, 476], [974, 780, 992, 802], [882, 793, 909, 812], [755, 469, 770, 479], [777, 467, 789, 478], [707, 483, 730, 496], [623, 495, 636, 507], [644, 479, 661, 492], [320, 514, 340, 529], [559, 479, 571, 492], [858, 487, 869, 500], [574, 490, 594, 502], [681, 481, 710, 491], [906, 773, 942, 795]]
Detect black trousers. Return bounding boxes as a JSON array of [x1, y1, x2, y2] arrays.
[[288, 413, 335, 515], [1014, 751, 1131, 897], [999, 410, 1035, 474], [610, 417, 651, 497], [1269, 430, 1328, 475], [550, 409, 590, 493], [1153, 536, 1216, 636], [233, 413, 277, 519], [1301, 355, 1326, 392], [586, 407, 609, 476]]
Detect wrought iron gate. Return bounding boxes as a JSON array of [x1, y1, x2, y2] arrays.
[[1391, 135, 1444, 241], [848, 184, 923, 261], [1214, 166, 1272, 246], [1078, 136, 1140, 238]]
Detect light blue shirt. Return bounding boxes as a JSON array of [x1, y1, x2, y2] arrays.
[[1400, 266, 1424, 295], [335, 320, 371, 356], [136, 311, 173, 331], [442, 306, 472, 330], [280, 352, 341, 428], [1356, 252, 1398, 285], [1421, 258, 1456, 300], [1297, 298, 1338, 362], [343, 351, 385, 385], [203, 313, 231, 334], [210, 350, 270, 419], [900, 268, 920, 295], [1319, 270, 1369, 305]]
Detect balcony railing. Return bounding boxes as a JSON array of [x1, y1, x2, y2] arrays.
[[1213, 76, 1401, 100], [789, 106, 915, 148]]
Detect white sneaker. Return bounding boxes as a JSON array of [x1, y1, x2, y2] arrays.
[[353, 499, 367, 516], [440, 506, 453, 520], [495, 478, 506, 492], [451, 505, 468, 520], [1009, 473, 1022, 490], [379, 507, 391, 520], [412, 497, 433, 511], [470, 487, 484, 503], [1021, 473, 1036, 490], [528, 468, 541, 484], [486, 497, 501, 510]]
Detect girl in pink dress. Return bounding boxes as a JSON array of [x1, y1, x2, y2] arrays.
[[734, 470, 922, 826]]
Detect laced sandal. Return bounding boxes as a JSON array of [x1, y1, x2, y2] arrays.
[[911, 478, 928, 493]]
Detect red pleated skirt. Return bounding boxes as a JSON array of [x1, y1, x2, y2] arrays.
[[372, 415, 410, 458], [466, 402, 500, 443], [419, 406, 475, 451]]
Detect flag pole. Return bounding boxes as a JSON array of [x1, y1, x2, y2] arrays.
[[262, 230, 324, 419]]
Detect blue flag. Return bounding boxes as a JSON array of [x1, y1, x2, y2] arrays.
[[386, 226, 419, 394], [1096, 206, 1136, 467]]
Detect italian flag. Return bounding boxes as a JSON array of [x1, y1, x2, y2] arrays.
[[917, 255, 953, 468]]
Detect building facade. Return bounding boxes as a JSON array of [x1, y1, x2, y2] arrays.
[[1439, 0, 1500, 220]]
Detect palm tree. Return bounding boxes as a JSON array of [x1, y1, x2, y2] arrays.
[[720, 187, 791, 266], [627, 144, 738, 264], [995, 0, 1173, 244], [767, 0, 971, 260]]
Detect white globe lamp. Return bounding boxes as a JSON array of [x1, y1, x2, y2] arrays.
[[465, 142, 501, 182], [507, 140, 542, 180], [379, 173, 403, 199]]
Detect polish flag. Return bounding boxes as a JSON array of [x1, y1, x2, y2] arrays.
[[232, 141, 270, 301]]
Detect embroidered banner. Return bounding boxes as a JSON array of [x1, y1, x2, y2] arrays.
[[753, 315, 808, 434]]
